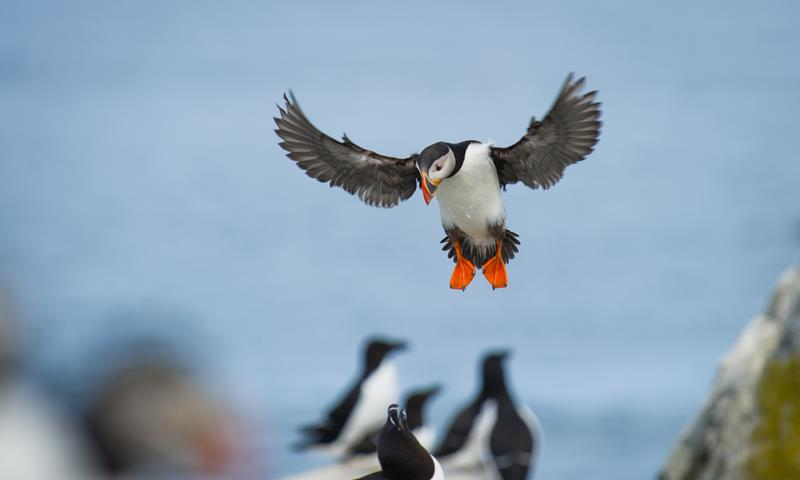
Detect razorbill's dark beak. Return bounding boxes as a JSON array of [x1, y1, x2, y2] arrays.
[[389, 340, 408, 352], [420, 172, 439, 205]]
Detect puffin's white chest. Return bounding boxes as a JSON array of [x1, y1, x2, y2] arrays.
[[436, 143, 505, 246]]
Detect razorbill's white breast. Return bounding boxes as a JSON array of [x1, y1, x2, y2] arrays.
[[296, 338, 407, 455]]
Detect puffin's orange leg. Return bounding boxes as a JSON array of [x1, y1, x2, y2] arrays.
[[482, 240, 508, 290], [450, 240, 476, 291]]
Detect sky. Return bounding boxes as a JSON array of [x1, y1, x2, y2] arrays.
[[1, 1, 799, 479]]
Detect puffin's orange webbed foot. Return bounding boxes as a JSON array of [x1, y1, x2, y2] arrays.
[[449, 239, 476, 290], [450, 258, 476, 290], [482, 240, 508, 290]]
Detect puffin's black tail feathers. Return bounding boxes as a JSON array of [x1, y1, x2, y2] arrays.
[[440, 229, 520, 267]]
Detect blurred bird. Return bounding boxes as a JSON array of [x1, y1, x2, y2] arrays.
[[355, 404, 444, 480], [82, 357, 242, 479], [296, 338, 407, 454], [434, 351, 541, 480], [274, 73, 601, 290], [349, 384, 442, 455], [0, 289, 99, 480]]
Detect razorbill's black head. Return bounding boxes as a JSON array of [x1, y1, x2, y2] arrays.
[[364, 338, 407, 376], [355, 404, 442, 480], [403, 385, 441, 431], [480, 349, 511, 399]]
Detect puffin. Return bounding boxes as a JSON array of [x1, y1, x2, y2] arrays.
[[349, 384, 442, 455], [433, 351, 541, 480], [355, 404, 444, 480], [274, 73, 601, 290], [82, 356, 243, 477], [296, 338, 407, 454]]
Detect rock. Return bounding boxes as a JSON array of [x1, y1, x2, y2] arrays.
[[660, 266, 800, 480]]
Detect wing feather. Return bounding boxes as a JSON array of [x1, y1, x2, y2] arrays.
[[491, 73, 602, 189], [274, 93, 419, 208]]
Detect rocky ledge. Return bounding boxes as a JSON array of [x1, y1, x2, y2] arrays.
[[660, 266, 800, 480]]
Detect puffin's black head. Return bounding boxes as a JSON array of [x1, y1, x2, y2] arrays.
[[416, 142, 455, 205], [378, 404, 434, 480], [364, 337, 407, 374], [403, 384, 441, 431], [480, 349, 510, 398]]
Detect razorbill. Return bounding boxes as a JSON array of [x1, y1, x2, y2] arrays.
[[296, 338, 407, 454], [355, 404, 444, 480], [433, 351, 541, 480], [349, 384, 442, 455], [274, 73, 601, 290]]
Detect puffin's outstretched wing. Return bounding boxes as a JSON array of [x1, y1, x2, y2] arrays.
[[491, 73, 601, 189], [275, 93, 419, 208]]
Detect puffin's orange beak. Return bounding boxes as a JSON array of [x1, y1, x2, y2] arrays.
[[197, 429, 235, 474], [420, 172, 440, 205]]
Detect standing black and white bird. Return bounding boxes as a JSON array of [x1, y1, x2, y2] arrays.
[[274, 73, 601, 290], [433, 351, 541, 480], [349, 384, 442, 455], [355, 404, 444, 480], [296, 338, 407, 455]]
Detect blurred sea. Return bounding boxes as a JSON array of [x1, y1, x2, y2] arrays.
[[1, 1, 798, 479]]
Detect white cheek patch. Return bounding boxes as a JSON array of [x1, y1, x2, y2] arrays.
[[429, 151, 455, 182]]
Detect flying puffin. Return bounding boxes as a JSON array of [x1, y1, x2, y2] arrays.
[[433, 351, 541, 480], [295, 338, 407, 454], [349, 384, 442, 455], [274, 73, 601, 290], [355, 404, 444, 480]]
